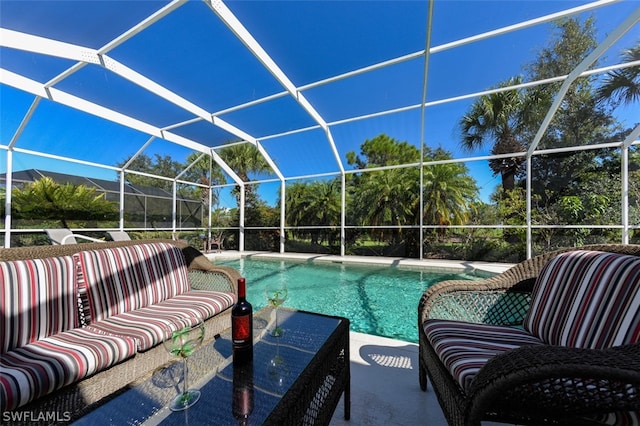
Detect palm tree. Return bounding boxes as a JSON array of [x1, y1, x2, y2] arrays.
[[285, 180, 341, 245], [353, 167, 420, 243], [459, 76, 527, 193], [596, 44, 640, 107], [11, 177, 118, 227], [306, 180, 341, 245], [423, 164, 477, 239], [284, 182, 310, 227], [219, 143, 272, 207]]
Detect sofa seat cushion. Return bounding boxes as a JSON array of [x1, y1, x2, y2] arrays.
[[76, 242, 191, 323], [1, 256, 79, 353], [0, 328, 136, 411], [524, 250, 640, 349], [86, 290, 236, 351], [423, 319, 544, 392]]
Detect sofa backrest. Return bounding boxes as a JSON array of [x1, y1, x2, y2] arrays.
[[1, 256, 78, 353], [76, 242, 191, 323], [523, 250, 640, 349]]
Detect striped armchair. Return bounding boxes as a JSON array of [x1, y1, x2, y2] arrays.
[[418, 244, 640, 426], [0, 239, 240, 420]]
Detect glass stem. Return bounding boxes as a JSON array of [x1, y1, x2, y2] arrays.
[[182, 357, 188, 396], [275, 308, 278, 333]]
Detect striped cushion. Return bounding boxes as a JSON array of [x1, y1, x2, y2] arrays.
[[524, 251, 640, 349], [585, 411, 640, 425], [0, 328, 136, 411], [1, 257, 78, 354], [76, 242, 191, 322], [86, 290, 236, 351], [423, 319, 544, 392]]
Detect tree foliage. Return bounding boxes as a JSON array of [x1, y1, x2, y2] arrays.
[[346, 135, 479, 245], [10, 177, 118, 227], [347, 134, 421, 244], [423, 148, 478, 240], [118, 153, 183, 192], [218, 143, 272, 209], [459, 76, 529, 193], [523, 17, 619, 212], [596, 43, 640, 107], [284, 180, 342, 245]]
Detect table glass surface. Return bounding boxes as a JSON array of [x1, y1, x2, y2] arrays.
[[72, 308, 345, 425]]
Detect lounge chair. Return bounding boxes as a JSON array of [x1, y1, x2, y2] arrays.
[[209, 232, 224, 253], [45, 228, 104, 245], [108, 230, 131, 241], [418, 243, 640, 425]]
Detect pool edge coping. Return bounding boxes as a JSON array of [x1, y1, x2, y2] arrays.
[[206, 250, 513, 277]]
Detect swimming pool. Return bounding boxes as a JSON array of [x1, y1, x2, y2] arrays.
[[216, 258, 482, 343]]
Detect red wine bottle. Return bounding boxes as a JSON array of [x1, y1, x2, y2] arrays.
[[232, 278, 253, 360]]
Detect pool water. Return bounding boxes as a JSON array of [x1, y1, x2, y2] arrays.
[[217, 258, 481, 343]]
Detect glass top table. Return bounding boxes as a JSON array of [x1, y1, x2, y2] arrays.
[[73, 308, 350, 425]]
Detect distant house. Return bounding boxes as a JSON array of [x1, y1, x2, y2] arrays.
[[0, 169, 205, 228]]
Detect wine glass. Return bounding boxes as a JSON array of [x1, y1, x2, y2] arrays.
[[162, 320, 205, 411], [267, 342, 290, 391], [265, 282, 288, 337]]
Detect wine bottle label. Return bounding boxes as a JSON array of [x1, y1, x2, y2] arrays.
[[233, 315, 251, 343]]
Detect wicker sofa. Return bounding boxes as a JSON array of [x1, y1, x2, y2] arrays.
[[0, 239, 240, 420], [418, 244, 640, 426]]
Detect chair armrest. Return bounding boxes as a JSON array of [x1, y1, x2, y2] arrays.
[[467, 343, 640, 423], [188, 269, 240, 294], [177, 244, 241, 295], [61, 233, 104, 244], [418, 278, 534, 325], [418, 252, 550, 324]]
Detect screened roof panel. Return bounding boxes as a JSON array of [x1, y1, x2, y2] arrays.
[[0, 0, 167, 48], [55, 64, 198, 127], [333, 109, 426, 168], [426, 35, 536, 101], [260, 128, 340, 177], [423, 102, 477, 155], [220, 96, 319, 139], [0, 47, 76, 83], [170, 119, 241, 148], [12, 98, 150, 165], [0, 85, 34, 140], [429, 1, 581, 44], [107, 1, 285, 113], [0, 0, 638, 193], [227, 1, 429, 86], [304, 59, 425, 123]]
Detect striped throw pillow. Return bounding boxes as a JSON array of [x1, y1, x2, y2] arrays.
[[1, 256, 78, 353], [523, 250, 640, 349], [76, 242, 191, 322]]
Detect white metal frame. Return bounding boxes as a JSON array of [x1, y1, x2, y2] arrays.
[[0, 0, 638, 255]]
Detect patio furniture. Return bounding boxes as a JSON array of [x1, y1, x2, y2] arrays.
[[209, 231, 225, 252], [45, 228, 104, 244], [418, 244, 640, 426], [107, 230, 131, 241], [0, 239, 241, 417], [69, 308, 350, 425]]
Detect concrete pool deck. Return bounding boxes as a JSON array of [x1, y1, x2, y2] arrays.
[[328, 331, 510, 426], [206, 251, 515, 425]]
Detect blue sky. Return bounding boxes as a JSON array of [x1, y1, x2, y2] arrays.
[[1, 0, 638, 208]]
